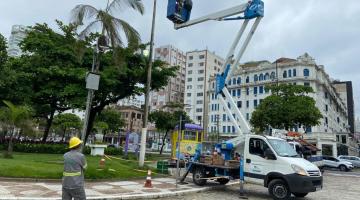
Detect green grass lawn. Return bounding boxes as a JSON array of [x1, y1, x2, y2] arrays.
[[0, 152, 169, 180]]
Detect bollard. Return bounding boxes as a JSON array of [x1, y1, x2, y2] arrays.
[[144, 170, 153, 188]]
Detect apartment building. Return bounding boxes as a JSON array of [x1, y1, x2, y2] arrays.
[[207, 53, 350, 156], [184, 50, 224, 128], [150, 45, 186, 111], [7, 25, 28, 57], [333, 81, 355, 134]]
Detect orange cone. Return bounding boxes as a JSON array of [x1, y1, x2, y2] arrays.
[[99, 156, 106, 169], [144, 170, 153, 188]]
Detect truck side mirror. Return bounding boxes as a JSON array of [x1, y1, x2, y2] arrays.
[[264, 149, 276, 160]]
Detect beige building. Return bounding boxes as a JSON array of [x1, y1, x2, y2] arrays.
[[116, 105, 144, 133], [151, 45, 186, 111], [184, 49, 224, 129]]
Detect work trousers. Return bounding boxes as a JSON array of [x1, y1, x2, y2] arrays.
[[62, 187, 86, 200]]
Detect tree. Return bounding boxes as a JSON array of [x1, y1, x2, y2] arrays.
[[95, 107, 124, 135], [250, 84, 322, 133], [53, 113, 81, 141], [0, 34, 7, 66], [71, 0, 144, 48], [149, 110, 192, 154], [0, 101, 32, 158]]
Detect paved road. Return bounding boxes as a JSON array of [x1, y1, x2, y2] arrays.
[[160, 171, 360, 200]]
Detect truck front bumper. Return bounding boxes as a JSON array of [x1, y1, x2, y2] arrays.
[[285, 174, 323, 193]]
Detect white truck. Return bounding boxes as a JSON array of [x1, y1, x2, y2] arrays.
[[167, 0, 323, 199]]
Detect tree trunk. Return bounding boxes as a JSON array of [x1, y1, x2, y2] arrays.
[[159, 130, 169, 155], [85, 109, 97, 143], [61, 128, 67, 142], [6, 128, 15, 158], [42, 110, 55, 143]]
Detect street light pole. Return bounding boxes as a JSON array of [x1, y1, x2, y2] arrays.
[[139, 0, 157, 167]]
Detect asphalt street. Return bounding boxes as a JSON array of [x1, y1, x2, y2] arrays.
[[160, 169, 360, 200]]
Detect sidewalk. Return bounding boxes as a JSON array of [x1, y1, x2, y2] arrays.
[[0, 177, 235, 200]]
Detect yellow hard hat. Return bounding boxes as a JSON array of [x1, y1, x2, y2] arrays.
[[69, 137, 82, 149]]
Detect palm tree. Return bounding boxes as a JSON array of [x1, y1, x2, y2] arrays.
[[70, 0, 144, 48], [0, 101, 32, 158]]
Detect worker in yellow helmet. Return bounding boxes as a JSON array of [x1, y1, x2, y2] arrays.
[[62, 137, 87, 200]]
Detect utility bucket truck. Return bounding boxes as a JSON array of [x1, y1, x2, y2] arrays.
[[167, 1, 323, 199]]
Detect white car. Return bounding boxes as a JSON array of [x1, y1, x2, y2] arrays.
[[338, 155, 360, 168], [322, 155, 354, 171]]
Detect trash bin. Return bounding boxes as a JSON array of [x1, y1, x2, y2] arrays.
[[157, 160, 169, 174]]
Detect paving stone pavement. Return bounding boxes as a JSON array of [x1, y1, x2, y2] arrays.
[[0, 177, 229, 200]]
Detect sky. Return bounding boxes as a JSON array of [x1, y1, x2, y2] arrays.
[[0, 0, 359, 117]]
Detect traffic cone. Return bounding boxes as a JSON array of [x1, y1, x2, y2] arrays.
[[144, 170, 153, 188], [99, 156, 106, 169]]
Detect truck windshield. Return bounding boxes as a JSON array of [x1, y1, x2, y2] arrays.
[[268, 139, 298, 157]]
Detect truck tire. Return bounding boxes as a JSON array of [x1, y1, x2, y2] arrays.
[[339, 165, 347, 171], [217, 178, 230, 185], [193, 167, 207, 186], [292, 192, 308, 198], [268, 179, 291, 200]]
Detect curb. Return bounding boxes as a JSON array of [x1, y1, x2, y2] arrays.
[[0, 182, 239, 200]]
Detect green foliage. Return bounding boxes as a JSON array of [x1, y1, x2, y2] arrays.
[[53, 113, 81, 131], [95, 108, 124, 133], [250, 84, 322, 132], [0, 34, 7, 66]]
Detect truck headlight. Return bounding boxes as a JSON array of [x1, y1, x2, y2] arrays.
[[291, 164, 308, 176]]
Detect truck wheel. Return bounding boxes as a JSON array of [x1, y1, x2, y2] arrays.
[[268, 179, 291, 200], [339, 165, 347, 171], [193, 167, 207, 186], [217, 178, 229, 185], [293, 192, 308, 198]]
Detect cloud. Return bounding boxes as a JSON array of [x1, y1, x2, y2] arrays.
[[0, 0, 359, 117]]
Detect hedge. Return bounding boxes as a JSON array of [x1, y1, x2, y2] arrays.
[[0, 143, 122, 155]]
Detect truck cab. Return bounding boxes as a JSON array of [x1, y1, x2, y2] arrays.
[[241, 135, 322, 199]]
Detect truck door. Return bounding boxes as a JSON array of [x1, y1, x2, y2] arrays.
[[244, 137, 276, 185]]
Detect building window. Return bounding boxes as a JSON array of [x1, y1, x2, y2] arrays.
[[187, 85, 192, 89], [197, 85, 203, 89], [337, 117, 340, 123], [227, 126, 231, 133], [196, 100, 203, 104], [199, 62, 204, 66], [228, 79, 232, 86], [303, 68, 310, 77], [325, 104, 328, 112], [237, 89, 241, 96], [198, 69, 204, 74], [264, 73, 269, 80], [293, 69, 296, 76], [237, 101, 242, 108], [246, 113, 249, 120], [223, 126, 226, 133], [196, 108, 202, 112], [187, 93, 191, 97], [325, 117, 328, 124], [288, 69, 292, 77], [304, 82, 310, 87], [325, 92, 328, 99], [223, 114, 226, 121], [259, 86, 264, 94], [197, 92, 203, 96], [270, 72, 276, 79], [197, 116, 202, 121], [259, 74, 264, 81], [232, 90, 236, 97], [237, 77, 241, 84], [211, 93, 214, 100], [283, 70, 287, 78], [254, 74, 258, 82], [188, 70, 193, 74], [232, 78, 236, 85], [246, 87, 249, 95], [232, 126, 235, 133], [246, 76, 249, 83], [189, 56, 193, 60], [254, 99, 258, 108], [246, 101, 249, 108], [198, 77, 204, 81], [265, 86, 269, 93], [188, 63, 193, 67], [305, 126, 312, 133], [187, 78, 192, 82], [199, 55, 205, 59], [254, 86, 258, 94]]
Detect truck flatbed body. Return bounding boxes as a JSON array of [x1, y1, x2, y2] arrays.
[[189, 161, 240, 170]]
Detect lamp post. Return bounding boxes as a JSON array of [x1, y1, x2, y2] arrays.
[[139, 0, 157, 167]]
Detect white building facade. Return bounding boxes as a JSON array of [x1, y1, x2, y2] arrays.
[[184, 50, 224, 127], [207, 53, 349, 156], [150, 45, 186, 111], [7, 25, 28, 57]]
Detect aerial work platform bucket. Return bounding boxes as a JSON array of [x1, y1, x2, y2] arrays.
[[167, 0, 193, 23]]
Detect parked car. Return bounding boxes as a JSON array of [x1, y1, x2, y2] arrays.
[[322, 155, 354, 171], [338, 155, 360, 168], [307, 155, 325, 172]]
